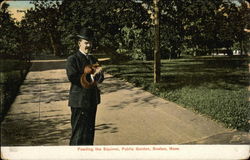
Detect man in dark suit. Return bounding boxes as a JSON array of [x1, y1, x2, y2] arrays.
[[66, 28, 104, 145]]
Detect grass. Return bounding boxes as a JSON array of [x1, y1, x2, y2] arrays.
[[102, 55, 249, 131], [0, 59, 31, 121]]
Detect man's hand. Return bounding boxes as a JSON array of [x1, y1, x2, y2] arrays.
[[84, 65, 95, 74]]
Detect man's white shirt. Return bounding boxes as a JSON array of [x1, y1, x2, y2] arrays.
[[79, 49, 94, 82]]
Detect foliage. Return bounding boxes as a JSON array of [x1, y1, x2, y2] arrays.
[[1, 0, 248, 59], [163, 0, 250, 56], [57, 0, 150, 56], [14, 0, 249, 59], [20, 0, 62, 56], [118, 25, 152, 60], [0, 3, 20, 57]]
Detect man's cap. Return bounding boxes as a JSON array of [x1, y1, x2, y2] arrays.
[[77, 28, 94, 41]]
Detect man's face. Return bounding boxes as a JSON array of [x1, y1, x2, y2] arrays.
[[79, 39, 92, 54]]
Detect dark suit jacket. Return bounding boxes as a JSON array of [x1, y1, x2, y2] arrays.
[[66, 51, 104, 110]]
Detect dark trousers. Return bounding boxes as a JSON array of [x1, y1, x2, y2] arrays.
[[69, 107, 97, 145]]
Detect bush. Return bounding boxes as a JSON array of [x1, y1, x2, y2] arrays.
[[0, 59, 31, 121]]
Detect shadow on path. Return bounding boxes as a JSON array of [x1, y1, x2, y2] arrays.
[[1, 115, 70, 146], [1, 56, 121, 145], [95, 123, 118, 134], [1, 57, 72, 146]]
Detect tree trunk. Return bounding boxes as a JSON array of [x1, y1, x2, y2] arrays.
[[240, 40, 244, 55], [49, 32, 61, 57], [153, 0, 160, 83]]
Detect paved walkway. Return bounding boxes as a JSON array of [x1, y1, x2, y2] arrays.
[[1, 58, 250, 146]]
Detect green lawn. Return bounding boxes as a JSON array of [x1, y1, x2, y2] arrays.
[[103, 56, 249, 131]]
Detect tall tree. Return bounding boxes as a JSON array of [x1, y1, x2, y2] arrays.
[[22, 0, 62, 56], [0, 3, 20, 57], [58, 0, 150, 55], [231, 0, 250, 54]]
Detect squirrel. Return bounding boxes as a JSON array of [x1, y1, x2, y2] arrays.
[[80, 63, 103, 88]]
